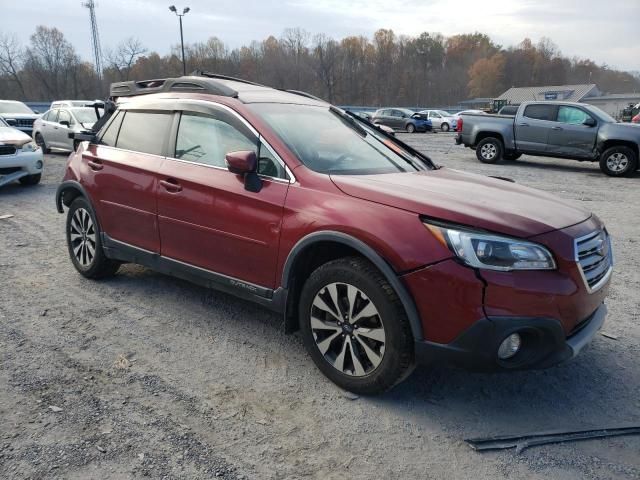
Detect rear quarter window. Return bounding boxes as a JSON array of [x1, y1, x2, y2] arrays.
[[523, 104, 556, 121]]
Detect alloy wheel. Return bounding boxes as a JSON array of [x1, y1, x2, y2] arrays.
[[69, 208, 96, 267], [310, 282, 386, 377], [606, 153, 629, 172], [480, 143, 497, 160]]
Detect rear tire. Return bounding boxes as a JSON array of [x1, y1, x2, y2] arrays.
[[406, 123, 416, 134], [441, 122, 450, 132], [19, 174, 41, 186], [476, 137, 504, 164], [66, 197, 120, 279], [299, 257, 415, 395], [599, 146, 637, 177]]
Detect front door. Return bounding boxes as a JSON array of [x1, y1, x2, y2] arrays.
[[515, 104, 557, 153], [82, 110, 171, 253], [157, 108, 290, 289], [546, 105, 598, 158]]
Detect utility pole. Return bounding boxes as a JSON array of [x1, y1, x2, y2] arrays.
[[169, 5, 190, 75], [83, 0, 103, 79]]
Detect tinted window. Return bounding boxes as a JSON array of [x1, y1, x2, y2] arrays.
[[175, 113, 255, 168], [557, 106, 592, 125], [116, 111, 172, 156], [98, 111, 124, 147], [257, 142, 287, 179], [523, 104, 556, 121]]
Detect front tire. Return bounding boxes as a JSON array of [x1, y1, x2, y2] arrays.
[[299, 257, 414, 395], [599, 146, 637, 177], [66, 197, 120, 279], [476, 137, 504, 164], [19, 174, 41, 185], [406, 123, 416, 133]]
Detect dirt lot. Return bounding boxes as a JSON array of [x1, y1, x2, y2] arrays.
[[1, 133, 639, 479]]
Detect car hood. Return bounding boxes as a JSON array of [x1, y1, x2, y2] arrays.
[[0, 126, 32, 146], [0, 113, 39, 120], [330, 168, 591, 238]]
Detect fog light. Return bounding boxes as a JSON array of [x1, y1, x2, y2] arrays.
[[36, 160, 43, 169], [498, 333, 521, 360]]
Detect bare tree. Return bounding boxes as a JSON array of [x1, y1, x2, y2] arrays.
[[105, 37, 147, 81], [0, 34, 27, 99]]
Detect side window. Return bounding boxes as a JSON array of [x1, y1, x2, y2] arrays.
[[116, 111, 173, 156], [557, 106, 592, 125], [57, 110, 72, 125], [523, 104, 556, 121], [175, 113, 256, 168], [98, 111, 124, 147], [258, 142, 287, 179]]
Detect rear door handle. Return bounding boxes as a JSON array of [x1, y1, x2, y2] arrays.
[[552, 126, 563, 130], [518, 122, 529, 127], [87, 159, 103, 171], [160, 179, 183, 193]]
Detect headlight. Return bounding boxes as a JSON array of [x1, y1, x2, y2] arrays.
[[22, 141, 40, 152], [424, 222, 556, 271]]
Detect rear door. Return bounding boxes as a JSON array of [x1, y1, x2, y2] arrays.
[[157, 106, 290, 288], [39, 110, 58, 145], [514, 104, 557, 153], [546, 105, 598, 157], [82, 109, 171, 252]]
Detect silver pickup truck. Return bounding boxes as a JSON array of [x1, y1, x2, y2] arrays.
[[456, 101, 640, 177]]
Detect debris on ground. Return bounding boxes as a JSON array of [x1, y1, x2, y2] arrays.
[[0, 214, 14, 220], [601, 332, 618, 340], [48, 405, 63, 413]]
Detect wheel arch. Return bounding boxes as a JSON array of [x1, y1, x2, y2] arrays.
[[474, 131, 505, 147], [600, 140, 639, 164], [281, 231, 423, 341], [55, 180, 92, 213]]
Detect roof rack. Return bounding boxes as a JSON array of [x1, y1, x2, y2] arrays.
[[191, 70, 268, 88], [109, 76, 240, 98]]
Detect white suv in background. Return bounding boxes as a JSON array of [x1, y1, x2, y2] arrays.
[[0, 100, 40, 137], [418, 109, 457, 132], [0, 116, 43, 187]]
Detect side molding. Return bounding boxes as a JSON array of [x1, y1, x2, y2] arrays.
[[281, 231, 424, 341]]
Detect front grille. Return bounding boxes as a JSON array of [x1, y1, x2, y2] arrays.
[[17, 118, 34, 127], [575, 230, 612, 292], [0, 167, 20, 174], [0, 145, 17, 156]]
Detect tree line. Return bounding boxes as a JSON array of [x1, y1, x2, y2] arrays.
[[1, 26, 638, 107]]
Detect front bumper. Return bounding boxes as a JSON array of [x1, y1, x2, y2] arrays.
[[414, 303, 607, 371], [0, 149, 44, 186]]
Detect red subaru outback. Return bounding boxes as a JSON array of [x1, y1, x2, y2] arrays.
[[56, 74, 612, 394]]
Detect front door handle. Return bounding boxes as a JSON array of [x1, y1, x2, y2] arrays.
[[160, 179, 183, 193], [551, 126, 563, 130], [87, 159, 103, 171], [518, 122, 529, 127]]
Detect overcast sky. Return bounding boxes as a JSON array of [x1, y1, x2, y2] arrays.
[[4, 0, 639, 72]]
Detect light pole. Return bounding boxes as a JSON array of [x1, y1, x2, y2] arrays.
[[169, 5, 190, 75]]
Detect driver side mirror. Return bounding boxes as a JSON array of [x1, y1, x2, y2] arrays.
[[225, 150, 262, 193], [583, 117, 596, 127]]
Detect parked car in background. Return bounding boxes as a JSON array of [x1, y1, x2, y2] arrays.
[[419, 109, 456, 132], [453, 110, 486, 131], [33, 107, 102, 153], [632, 113, 640, 124], [372, 108, 432, 133], [0, 100, 40, 136], [498, 105, 520, 116], [457, 101, 640, 176], [56, 74, 611, 394], [51, 100, 97, 109], [0, 116, 43, 187]]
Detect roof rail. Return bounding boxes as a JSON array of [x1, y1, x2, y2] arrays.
[[284, 89, 326, 102], [109, 76, 239, 98], [191, 70, 267, 88]]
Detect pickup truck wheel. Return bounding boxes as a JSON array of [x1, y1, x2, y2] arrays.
[[299, 257, 415, 395], [441, 123, 450, 132], [599, 146, 637, 177], [476, 137, 503, 164], [66, 197, 120, 279], [406, 123, 416, 133]]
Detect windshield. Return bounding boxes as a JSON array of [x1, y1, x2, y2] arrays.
[[0, 102, 34, 114], [71, 108, 103, 124], [249, 104, 425, 175]]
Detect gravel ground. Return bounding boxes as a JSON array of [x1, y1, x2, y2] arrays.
[[1, 133, 639, 479]]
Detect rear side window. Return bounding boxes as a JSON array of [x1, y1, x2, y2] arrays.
[[57, 110, 72, 125], [116, 111, 172, 156], [98, 111, 124, 147], [523, 104, 556, 121]]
